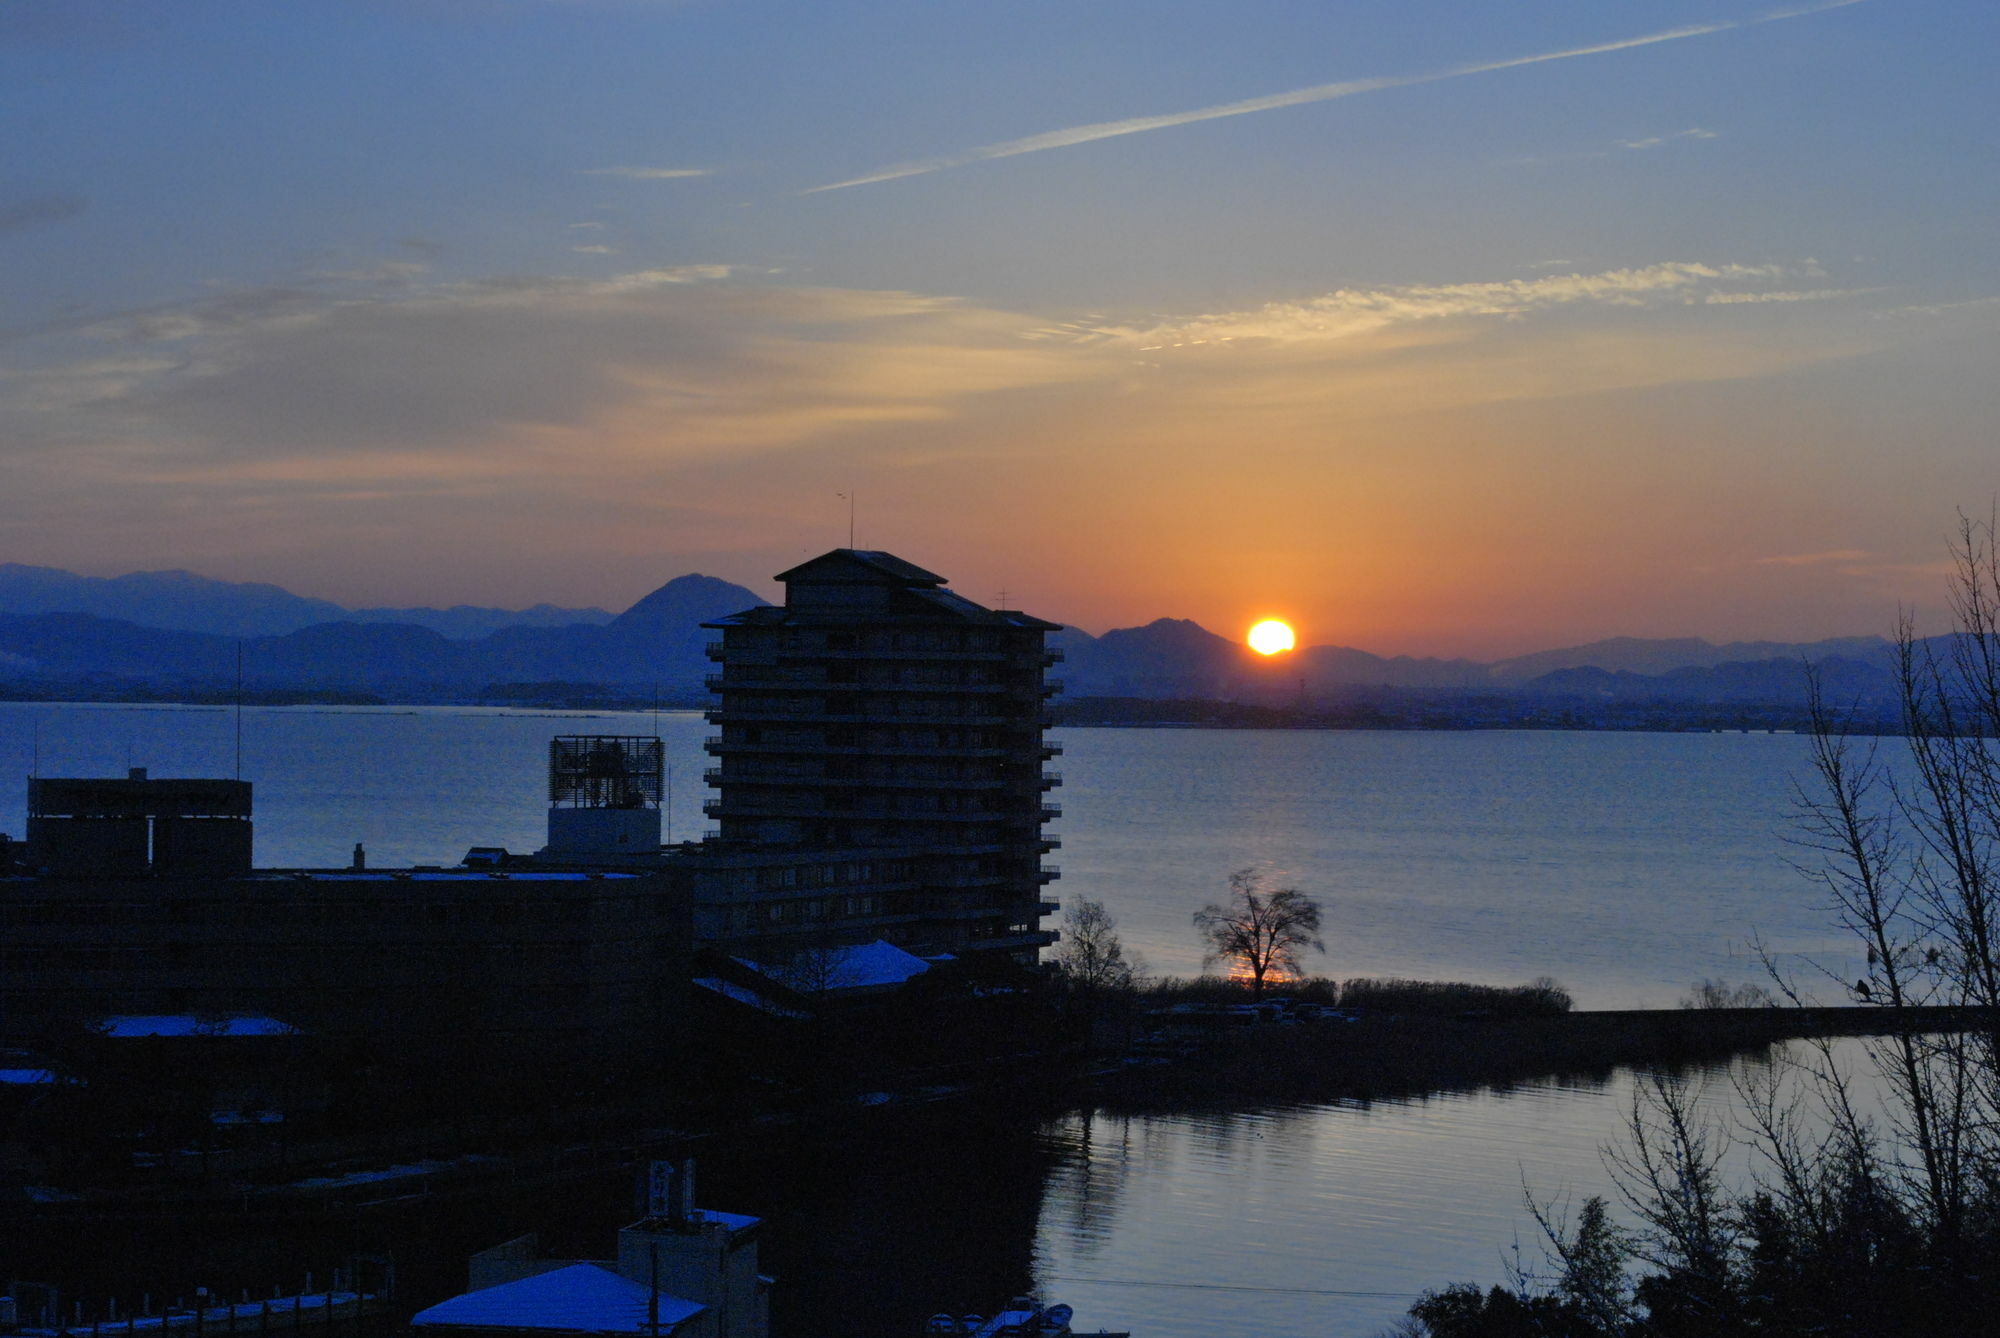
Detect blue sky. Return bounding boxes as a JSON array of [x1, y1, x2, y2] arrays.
[[3, 0, 1996, 654]]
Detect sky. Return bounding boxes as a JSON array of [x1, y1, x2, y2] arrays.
[[3, 0, 1997, 657]]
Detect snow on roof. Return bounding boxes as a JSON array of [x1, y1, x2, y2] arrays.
[[746, 939, 932, 993], [687, 1208, 760, 1233], [831, 939, 932, 988], [410, 1264, 704, 1334], [0, 1067, 60, 1085], [101, 1014, 297, 1038]]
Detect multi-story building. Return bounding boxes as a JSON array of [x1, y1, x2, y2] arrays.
[[697, 550, 1061, 966]]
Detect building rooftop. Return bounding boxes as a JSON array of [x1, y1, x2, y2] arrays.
[[773, 549, 946, 586], [101, 1014, 297, 1038], [410, 1263, 704, 1335]]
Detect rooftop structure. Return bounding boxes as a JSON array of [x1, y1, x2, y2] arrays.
[[417, 1161, 769, 1338], [545, 735, 665, 860], [700, 550, 1061, 966], [27, 769, 252, 877]]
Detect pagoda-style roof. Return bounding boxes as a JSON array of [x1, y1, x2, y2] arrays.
[[704, 549, 1059, 630], [773, 550, 946, 587]]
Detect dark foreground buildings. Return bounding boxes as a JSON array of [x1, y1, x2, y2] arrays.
[[0, 548, 1059, 1157], [0, 771, 689, 1065]]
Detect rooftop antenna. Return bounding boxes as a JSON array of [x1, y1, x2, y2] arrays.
[[838, 491, 855, 548], [234, 640, 244, 780]]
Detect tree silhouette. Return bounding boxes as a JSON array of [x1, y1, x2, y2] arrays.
[[1051, 897, 1138, 994], [1192, 868, 1324, 996]]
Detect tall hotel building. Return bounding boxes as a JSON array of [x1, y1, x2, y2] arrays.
[[698, 550, 1061, 966]]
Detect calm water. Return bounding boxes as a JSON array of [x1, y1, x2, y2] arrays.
[[0, 704, 1852, 1007], [1, 705, 1874, 1335]]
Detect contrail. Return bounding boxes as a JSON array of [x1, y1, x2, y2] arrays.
[[803, 0, 1865, 194]]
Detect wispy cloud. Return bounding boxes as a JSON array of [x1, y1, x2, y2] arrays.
[[1499, 127, 1723, 166], [1617, 128, 1720, 151], [1704, 288, 1874, 304], [804, 0, 1864, 192], [1082, 261, 1813, 349], [1756, 549, 1872, 566], [582, 166, 711, 180], [571, 245, 616, 255]]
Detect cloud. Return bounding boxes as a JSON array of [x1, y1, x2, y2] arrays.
[[1083, 261, 1813, 348], [582, 166, 711, 180], [0, 252, 1912, 635], [1616, 128, 1720, 151], [8, 265, 1095, 468], [1500, 128, 1721, 166], [1703, 288, 1873, 304], [0, 194, 88, 234], [1757, 549, 1873, 566], [804, 0, 1864, 192], [571, 244, 616, 254], [5, 257, 1872, 471]]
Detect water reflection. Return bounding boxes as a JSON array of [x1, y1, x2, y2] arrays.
[[1031, 1053, 1800, 1338], [13, 1046, 1847, 1338]]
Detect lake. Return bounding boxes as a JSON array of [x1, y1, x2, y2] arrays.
[[0, 704, 1854, 1007], [0, 704, 1877, 1335]]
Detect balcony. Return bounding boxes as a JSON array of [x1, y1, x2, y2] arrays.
[[709, 673, 1025, 695], [1043, 648, 1065, 665], [707, 706, 1040, 728], [704, 641, 725, 661], [702, 798, 1026, 824], [1040, 803, 1062, 819], [706, 740, 1031, 760], [1038, 864, 1060, 881], [709, 771, 1016, 793]]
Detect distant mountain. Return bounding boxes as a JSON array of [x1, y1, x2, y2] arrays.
[[0, 573, 766, 698], [1489, 635, 1890, 682], [344, 603, 613, 639], [0, 563, 613, 640], [0, 560, 1908, 710], [1522, 654, 1896, 707], [1059, 618, 1492, 697]]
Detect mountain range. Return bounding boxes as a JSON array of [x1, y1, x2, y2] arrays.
[[0, 563, 1900, 706]]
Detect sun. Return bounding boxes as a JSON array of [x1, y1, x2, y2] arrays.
[[1247, 619, 1296, 655]]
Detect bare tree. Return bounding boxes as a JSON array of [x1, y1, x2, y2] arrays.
[[1051, 897, 1138, 993], [1192, 868, 1324, 997]]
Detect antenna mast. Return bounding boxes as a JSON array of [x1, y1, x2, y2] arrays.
[[234, 641, 245, 779]]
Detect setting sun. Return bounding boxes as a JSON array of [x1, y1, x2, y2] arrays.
[[1247, 619, 1296, 655]]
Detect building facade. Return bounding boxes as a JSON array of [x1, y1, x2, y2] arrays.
[[699, 550, 1061, 965]]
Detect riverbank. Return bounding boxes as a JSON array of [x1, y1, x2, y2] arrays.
[[1089, 1004, 1991, 1109]]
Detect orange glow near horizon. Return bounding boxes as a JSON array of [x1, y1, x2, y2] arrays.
[[1247, 619, 1296, 655]]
